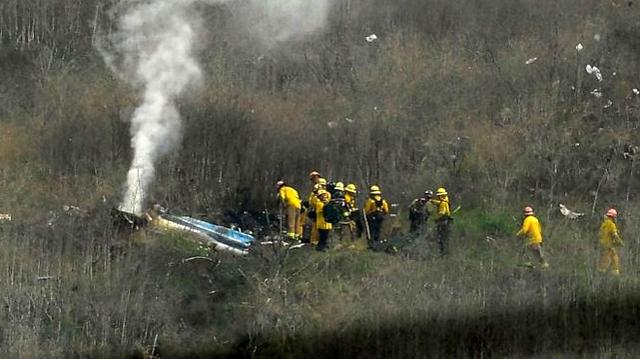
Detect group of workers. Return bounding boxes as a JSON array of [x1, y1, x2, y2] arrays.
[[277, 171, 453, 253], [277, 171, 624, 276]]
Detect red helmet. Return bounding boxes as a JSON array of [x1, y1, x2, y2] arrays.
[[524, 206, 534, 215], [606, 208, 618, 218]]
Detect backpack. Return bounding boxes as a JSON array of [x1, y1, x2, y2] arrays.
[[323, 200, 345, 224]]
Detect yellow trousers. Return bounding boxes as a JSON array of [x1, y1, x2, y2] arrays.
[[598, 248, 620, 274], [286, 206, 302, 237], [298, 210, 306, 236]]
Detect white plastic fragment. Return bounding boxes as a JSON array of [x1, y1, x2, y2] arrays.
[[594, 33, 601, 41], [591, 89, 603, 98], [559, 204, 585, 219], [576, 43, 584, 52], [525, 57, 538, 65], [633, 88, 640, 95], [0, 214, 11, 222], [365, 34, 378, 43], [604, 99, 613, 109], [586, 64, 603, 81]]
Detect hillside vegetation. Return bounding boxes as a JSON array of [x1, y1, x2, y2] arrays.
[[2, 0, 640, 357]]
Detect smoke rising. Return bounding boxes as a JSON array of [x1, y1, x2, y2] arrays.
[[103, 0, 204, 215], [237, 0, 332, 48], [101, 0, 331, 215]]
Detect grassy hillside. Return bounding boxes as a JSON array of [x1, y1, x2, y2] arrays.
[[2, 0, 640, 356], [1, 206, 639, 357]]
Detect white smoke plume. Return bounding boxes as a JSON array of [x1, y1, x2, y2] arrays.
[[101, 0, 331, 215], [236, 0, 332, 48], [103, 0, 205, 215]]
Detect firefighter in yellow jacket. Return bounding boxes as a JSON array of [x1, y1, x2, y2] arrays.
[[598, 208, 623, 276], [430, 187, 452, 255], [308, 178, 329, 245], [516, 206, 549, 269], [277, 180, 302, 240], [301, 171, 322, 243], [314, 189, 333, 252], [344, 183, 363, 239], [364, 185, 389, 247]]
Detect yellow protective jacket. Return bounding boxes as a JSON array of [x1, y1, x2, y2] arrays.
[[430, 196, 451, 221], [345, 193, 357, 212], [278, 186, 301, 209], [309, 190, 330, 209], [364, 197, 389, 216], [314, 197, 333, 230], [600, 217, 622, 248], [517, 215, 543, 245]]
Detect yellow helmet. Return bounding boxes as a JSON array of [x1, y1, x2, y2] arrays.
[[334, 182, 345, 191], [436, 187, 448, 196], [318, 178, 327, 186], [317, 189, 330, 198], [370, 185, 382, 195], [345, 184, 357, 193]]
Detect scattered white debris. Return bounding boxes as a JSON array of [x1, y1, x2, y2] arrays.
[[633, 88, 640, 95], [574, 143, 581, 147], [591, 89, 603, 98], [289, 243, 306, 250], [345, 117, 355, 123], [604, 99, 613, 109], [576, 43, 584, 52], [525, 57, 538, 65], [327, 121, 338, 129], [365, 34, 378, 43], [613, 72, 617, 76], [0, 214, 11, 222], [571, 86, 576, 91], [63, 205, 82, 212], [594, 33, 601, 41], [586, 64, 603, 81], [559, 204, 585, 219]]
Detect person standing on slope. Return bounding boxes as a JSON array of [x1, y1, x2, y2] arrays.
[[308, 178, 329, 245], [302, 171, 323, 244], [364, 185, 389, 248], [431, 187, 452, 255], [516, 206, 549, 269], [344, 183, 362, 240], [277, 180, 302, 240], [408, 191, 434, 234], [314, 189, 333, 252], [598, 208, 623, 276]]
